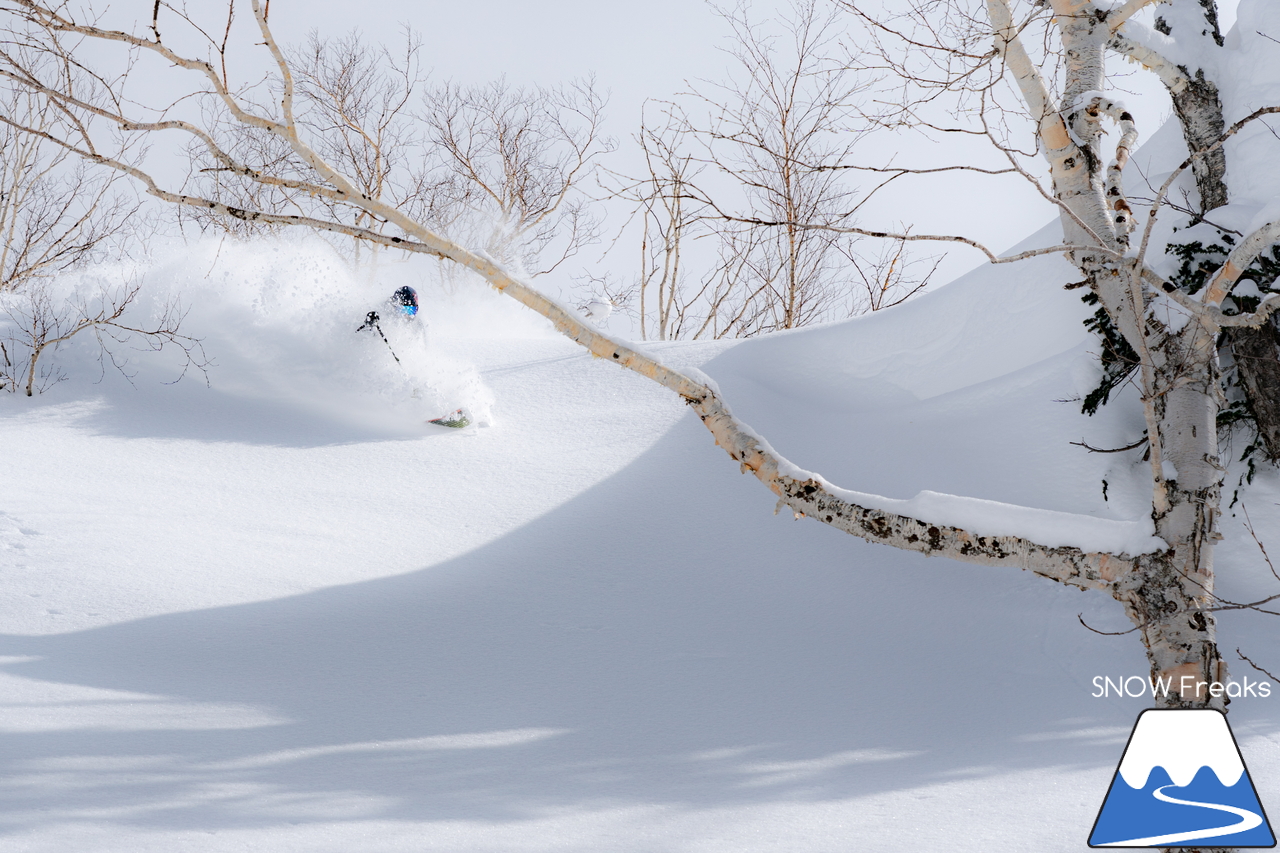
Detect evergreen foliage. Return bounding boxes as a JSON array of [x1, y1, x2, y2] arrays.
[[1079, 225, 1280, 491], [1080, 291, 1141, 416]]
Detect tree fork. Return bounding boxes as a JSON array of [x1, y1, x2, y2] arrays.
[[1007, 1, 1235, 717]]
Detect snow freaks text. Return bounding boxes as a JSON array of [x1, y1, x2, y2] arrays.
[[1092, 676, 1273, 700]]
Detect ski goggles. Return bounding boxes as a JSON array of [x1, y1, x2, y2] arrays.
[[400, 304, 418, 316]]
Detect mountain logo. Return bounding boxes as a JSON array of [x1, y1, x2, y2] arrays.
[[1089, 709, 1276, 847]]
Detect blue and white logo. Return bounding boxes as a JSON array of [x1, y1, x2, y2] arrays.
[[1089, 709, 1275, 847]]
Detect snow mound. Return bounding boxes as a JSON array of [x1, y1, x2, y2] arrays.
[[697, 222, 1166, 555]]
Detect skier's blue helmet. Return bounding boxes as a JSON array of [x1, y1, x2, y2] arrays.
[[392, 285, 418, 316]]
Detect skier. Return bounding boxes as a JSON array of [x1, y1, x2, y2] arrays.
[[355, 285, 470, 428], [390, 285, 419, 317], [356, 285, 420, 355]]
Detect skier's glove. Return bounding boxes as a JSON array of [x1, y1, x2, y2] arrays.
[[356, 310, 380, 332]]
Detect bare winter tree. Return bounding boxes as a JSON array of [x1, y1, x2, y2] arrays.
[[0, 58, 135, 291], [0, 39, 198, 395], [5, 0, 1280, 752], [422, 77, 612, 278], [629, 104, 705, 341], [627, 103, 788, 341], [620, 0, 935, 341], [183, 27, 434, 256], [181, 26, 611, 278], [695, 0, 879, 334], [0, 275, 205, 395], [837, 235, 937, 313], [828, 0, 1280, 721]]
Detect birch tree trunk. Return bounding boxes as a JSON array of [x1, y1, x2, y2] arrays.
[[1153, 0, 1229, 211], [1127, 320, 1228, 710], [1008, 0, 1232, 710], [1130, 0, 1280, 463]]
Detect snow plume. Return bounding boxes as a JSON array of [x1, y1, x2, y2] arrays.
[[175, 237, 499, 430], [16, 235, 498, 433]]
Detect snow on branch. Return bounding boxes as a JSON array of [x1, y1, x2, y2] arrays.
[[1107, 30, 1190, 94], [1106, 0, 1165, 33], [681, 372, 1130, 590], [1203, 220, 1280, 310], [1214, 295, 1280, 328]]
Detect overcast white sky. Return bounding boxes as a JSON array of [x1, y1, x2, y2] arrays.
[[268, 1, 736, 112], [270, 0, 1017, 285], [127, 0, 1246, 296], [260, 0, 1240, 288]]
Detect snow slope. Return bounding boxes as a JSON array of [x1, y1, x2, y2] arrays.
[[7, 11, 1280, 844], [2, 226, 1279, 853]]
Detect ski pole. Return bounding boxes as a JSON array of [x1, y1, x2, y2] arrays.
[[357, 311, 401, 364]]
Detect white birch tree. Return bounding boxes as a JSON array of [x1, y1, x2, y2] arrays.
[[3, 1, 1280, 760]]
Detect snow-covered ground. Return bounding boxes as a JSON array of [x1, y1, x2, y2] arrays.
[[3, 225, 1279, 852]]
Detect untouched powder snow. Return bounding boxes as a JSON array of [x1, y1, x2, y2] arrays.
[[702, 222, 1171, 558], [3, 226, 1278, 853]]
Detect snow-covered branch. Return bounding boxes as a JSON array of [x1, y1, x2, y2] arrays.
[[0, 0, 1162, 595], [1106, 30, 1189, 94], [1107, 0, 1164, 32], [1215, 294, 1280, 328], [1138, 266, 1280, 330]]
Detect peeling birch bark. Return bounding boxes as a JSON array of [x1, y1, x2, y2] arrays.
[[990, 0, 1117, 251], [988, 0, 1068, 149], [1204, 221, 1280, 307], [1099, 99, 1138, 241]]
